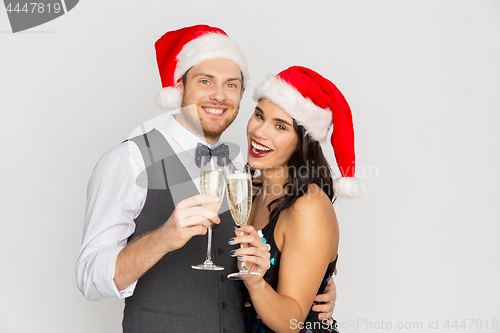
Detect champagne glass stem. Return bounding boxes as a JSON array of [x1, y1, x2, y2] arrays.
[[205, 223, 213, 263], [239, 231, 248, 271]]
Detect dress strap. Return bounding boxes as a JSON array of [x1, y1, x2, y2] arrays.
[[262, 211, 280, 251]]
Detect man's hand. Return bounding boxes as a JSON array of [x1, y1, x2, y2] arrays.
[[160, 194, 221, 252], [312, 277, 336, 321], [114, 194, 220, 292]]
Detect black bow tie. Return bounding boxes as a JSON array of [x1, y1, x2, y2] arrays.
[[195, 143, 229, 167]]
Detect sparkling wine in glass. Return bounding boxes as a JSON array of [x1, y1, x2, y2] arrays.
[[192, 155, 225, 271], [225, 162, 260, 280]]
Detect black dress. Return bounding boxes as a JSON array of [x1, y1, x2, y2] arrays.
[[243, 211, 340, 333]]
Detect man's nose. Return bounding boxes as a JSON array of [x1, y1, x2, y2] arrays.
[[209, 84, 227, 102]]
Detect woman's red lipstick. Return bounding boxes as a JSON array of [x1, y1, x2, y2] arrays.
[[249, 139, 273, 158]]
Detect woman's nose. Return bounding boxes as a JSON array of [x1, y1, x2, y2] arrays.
[[253, 122, 269, 139]]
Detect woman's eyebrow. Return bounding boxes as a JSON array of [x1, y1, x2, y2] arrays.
[[255, 106, 292, 127]]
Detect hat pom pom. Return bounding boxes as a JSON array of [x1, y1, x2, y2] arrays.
[[333, 177, 363, 198], [154, 87, 182, 111]]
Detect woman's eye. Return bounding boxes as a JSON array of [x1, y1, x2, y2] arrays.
[[277, 124, 286, 130], [255, 113, 263, 120]]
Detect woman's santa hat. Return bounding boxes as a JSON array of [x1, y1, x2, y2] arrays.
[[154, 24, 248, 110], [253, 66, 361, 198]]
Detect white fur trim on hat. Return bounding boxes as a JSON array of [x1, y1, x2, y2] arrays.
[[154, 86, 182, 111], [253, 75, 332, 142], [333, 177, 363, 198], [174, 33, 249, 85]]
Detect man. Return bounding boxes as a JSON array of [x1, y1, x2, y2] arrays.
[[76, 25, 336, 332]]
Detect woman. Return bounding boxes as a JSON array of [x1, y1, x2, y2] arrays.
[[229, 66, 360, 332]]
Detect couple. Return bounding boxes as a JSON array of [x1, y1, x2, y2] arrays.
[[76, 24, 358, 333]]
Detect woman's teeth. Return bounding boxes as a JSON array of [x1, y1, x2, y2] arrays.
[[251, 140, 271, 152]]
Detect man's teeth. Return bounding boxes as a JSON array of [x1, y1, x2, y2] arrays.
[[205, 107, 225, 114], [251, 141, 271, 152]]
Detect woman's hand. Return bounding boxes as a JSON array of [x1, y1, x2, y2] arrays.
[[229, 225, 271, 288]]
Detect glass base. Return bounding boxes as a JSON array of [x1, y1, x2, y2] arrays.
[[227, 270, 261, 280], [192, 261, 224, 271]]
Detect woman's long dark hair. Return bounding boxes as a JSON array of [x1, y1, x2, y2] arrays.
[[253, 120, 335, 225]]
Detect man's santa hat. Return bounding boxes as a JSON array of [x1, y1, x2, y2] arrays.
[[154, 25, 248, 111], [253, 66, 361, 198]]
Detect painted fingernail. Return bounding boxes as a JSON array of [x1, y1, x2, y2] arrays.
[[230, 251, 236, 256], [237, 256, 243, 259], [235, 225, 241, 229], [228, 239, 234, 244]]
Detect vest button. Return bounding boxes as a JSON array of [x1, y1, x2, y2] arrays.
[[220, 275, 226, 282], [222, 302, 227, 309], [217, 248, 224, 255]]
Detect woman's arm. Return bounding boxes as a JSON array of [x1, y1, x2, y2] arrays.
[[233, 185, 339, 332]]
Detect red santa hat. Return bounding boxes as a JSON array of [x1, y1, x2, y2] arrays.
[[154, 24, 248, 111], [253, 66, 361, 198]]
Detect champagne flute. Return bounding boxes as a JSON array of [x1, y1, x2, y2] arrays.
[[192, 155, 225, 271], [225, 161, 260, 280]]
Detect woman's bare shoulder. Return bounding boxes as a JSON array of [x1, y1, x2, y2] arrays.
[[280, 184, 337, 231], [292, 184, 333, 213]]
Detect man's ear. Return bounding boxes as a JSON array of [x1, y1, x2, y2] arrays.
[[174, 79, 184, 94], [240, 86, 245, 101]]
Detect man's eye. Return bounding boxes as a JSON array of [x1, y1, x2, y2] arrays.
[[227, 83, 237, 88], [201, 80, 210, 85]]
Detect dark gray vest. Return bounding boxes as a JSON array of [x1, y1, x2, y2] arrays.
[[122, 129, 244, 333]]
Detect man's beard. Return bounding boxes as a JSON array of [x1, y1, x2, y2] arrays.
[[199, 113, 236, 142]]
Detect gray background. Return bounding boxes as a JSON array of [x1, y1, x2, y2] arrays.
[[1, 1, 499, 332]]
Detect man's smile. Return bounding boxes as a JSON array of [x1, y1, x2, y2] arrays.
[[202, 105, 227, 116]]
